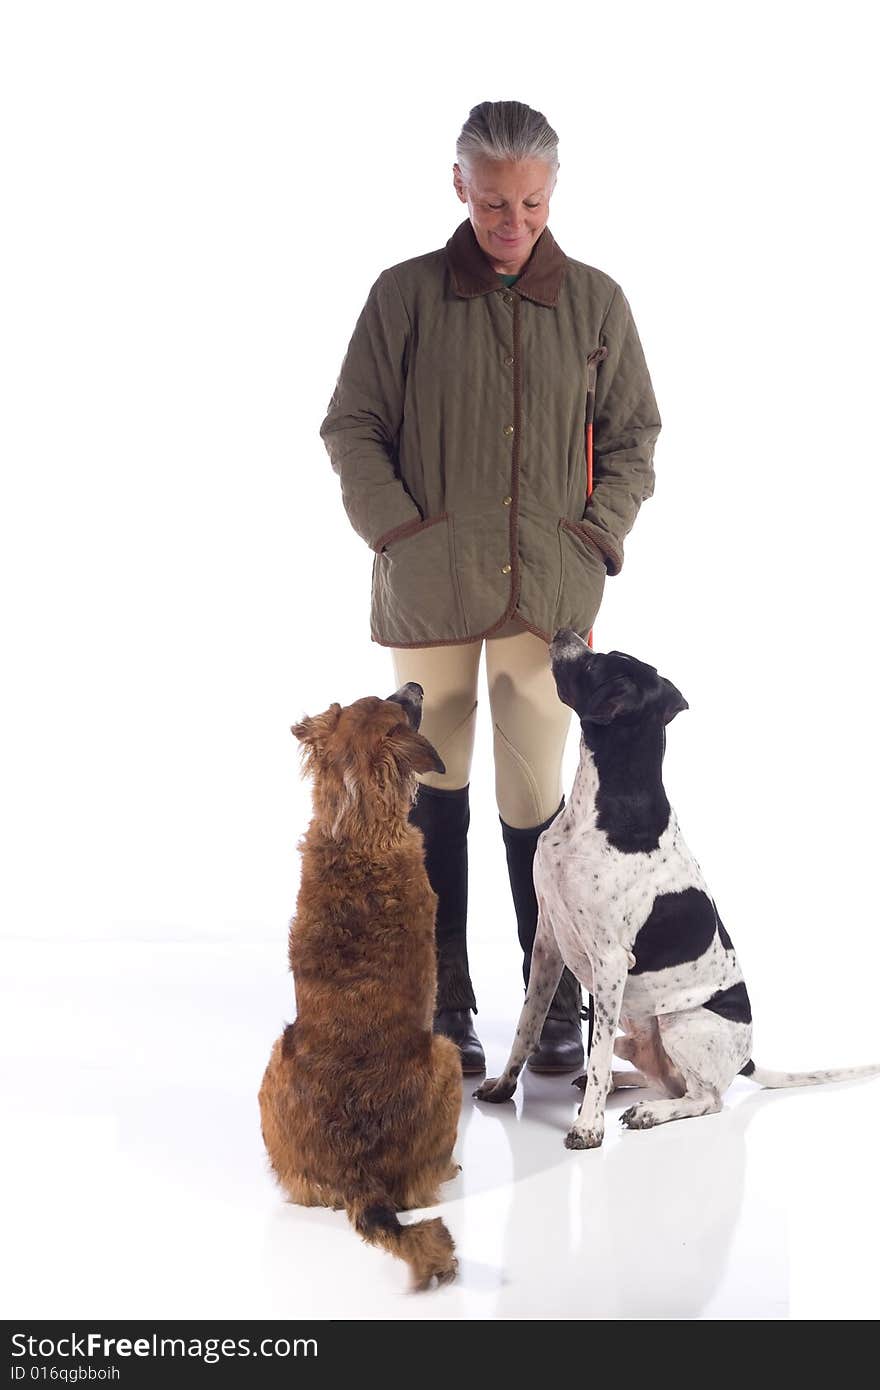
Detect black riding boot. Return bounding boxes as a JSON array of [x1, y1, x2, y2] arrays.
[[408, 782, 485, 1075], [500, 799, 587, 1073]]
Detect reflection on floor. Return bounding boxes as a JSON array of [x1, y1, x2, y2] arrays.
[[3, 938, 878, 1320]]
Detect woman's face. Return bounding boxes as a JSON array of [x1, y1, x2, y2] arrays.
[[453, 156, 556, 274]]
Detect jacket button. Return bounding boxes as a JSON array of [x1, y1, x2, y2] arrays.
[[503, 293, 513, 304], [504, 355, 515, 366], [501, 563, 512, 574], [502, 495, 512, 506], [503, 424, 514, 436]]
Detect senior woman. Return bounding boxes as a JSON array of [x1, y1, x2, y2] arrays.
[[319, 101, 660, 1075]]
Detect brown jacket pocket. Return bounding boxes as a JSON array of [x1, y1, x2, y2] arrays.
[[560, 518, 609, 569], [555, 518, 607, 637], [373, 513, 447, 553], [371, 515, 467, 644]]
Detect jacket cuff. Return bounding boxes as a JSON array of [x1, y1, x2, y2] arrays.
[[573, 519, 623, 577]]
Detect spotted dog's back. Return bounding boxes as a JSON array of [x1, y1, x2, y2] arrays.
[[536, 755, 751, 1028]]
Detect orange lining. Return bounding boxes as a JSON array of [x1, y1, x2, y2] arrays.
[[586, 420, 595, 650]]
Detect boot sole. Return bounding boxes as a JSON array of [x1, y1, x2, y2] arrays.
[[526, 1058, 584, 1075], [460, 1059, 486, 1076]]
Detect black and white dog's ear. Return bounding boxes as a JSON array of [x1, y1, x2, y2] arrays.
[[584, 676, 642, 725], [660, 678, 689, 725]]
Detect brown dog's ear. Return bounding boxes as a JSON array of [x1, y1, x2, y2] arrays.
[[291, 703, 342, 749], [389, 725, 446, 775]]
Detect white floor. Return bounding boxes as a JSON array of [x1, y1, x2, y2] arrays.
[[3, 933, 878, 1322]]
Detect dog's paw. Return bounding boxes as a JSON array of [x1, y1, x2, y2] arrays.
[[474, 1075, 516, 1104], [564, 1125, 604, 1150], [620, 1103, 655, 1130]]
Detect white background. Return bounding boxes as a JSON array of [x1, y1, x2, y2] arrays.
[[2, 0, 878, 1321]]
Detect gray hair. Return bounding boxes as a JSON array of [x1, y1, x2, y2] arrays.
[[456, 100, 559, 178]]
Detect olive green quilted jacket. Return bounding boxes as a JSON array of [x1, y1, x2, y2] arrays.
[[319, 217, 661, 647]]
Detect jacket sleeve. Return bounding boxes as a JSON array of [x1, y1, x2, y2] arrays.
[[579, 285, 661, 576], [319, 268, 422, 551]]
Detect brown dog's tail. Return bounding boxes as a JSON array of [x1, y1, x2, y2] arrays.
[[347, 1194, 457, 1291]]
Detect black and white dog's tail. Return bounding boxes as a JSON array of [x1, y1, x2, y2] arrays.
[[739, 1058, 880, 1088]]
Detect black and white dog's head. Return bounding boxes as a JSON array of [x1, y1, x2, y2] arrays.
[[549, 629, 688, 735]]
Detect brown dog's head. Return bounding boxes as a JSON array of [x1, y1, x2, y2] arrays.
[[291, 683, 445, 845]]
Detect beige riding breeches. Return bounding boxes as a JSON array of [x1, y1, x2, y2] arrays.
[[390, 624, 572, 830]]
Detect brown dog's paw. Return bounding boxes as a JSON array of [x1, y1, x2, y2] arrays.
[[473, 1075, 516, 1104]]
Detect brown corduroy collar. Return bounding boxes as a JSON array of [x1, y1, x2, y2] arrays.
[[445, 217, 567, 307]]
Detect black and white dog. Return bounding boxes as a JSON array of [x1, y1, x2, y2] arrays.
[[476, 629, 880, 1149]]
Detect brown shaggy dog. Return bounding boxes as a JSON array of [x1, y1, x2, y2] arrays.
[[258, 681, 462, 1290]]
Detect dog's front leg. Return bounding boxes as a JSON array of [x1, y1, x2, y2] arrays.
[[564, 949, 629, 1150], [474, 903, 564, 1104]]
